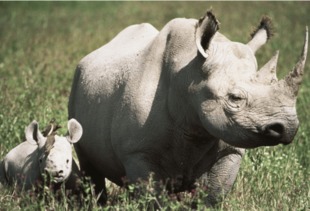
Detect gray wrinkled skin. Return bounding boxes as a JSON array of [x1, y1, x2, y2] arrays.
[[0, 119, 83, 191], [69, 11, 308, 205]]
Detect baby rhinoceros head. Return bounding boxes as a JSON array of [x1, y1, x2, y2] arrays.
[[26, 119, 83, 184], [40, 135, 74, 183], [40, 119, 82, 183]]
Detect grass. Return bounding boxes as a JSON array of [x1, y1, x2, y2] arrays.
[[0, 2, 309, 210]]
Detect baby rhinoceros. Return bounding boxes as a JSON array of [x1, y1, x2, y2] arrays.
[[0, 118, 83, 191]]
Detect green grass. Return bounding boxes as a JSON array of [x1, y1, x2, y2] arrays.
[[0, 2, 309, 210]]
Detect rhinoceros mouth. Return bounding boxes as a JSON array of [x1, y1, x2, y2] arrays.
[[224, 127, 297, 149], [228, 138, 285, 149], [43, 170, 67, 183], [232, 119, 298, 148], [250, 134, 295, 148], [52, 176, 66, 183]]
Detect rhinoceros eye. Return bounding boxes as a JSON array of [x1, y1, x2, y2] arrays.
[[228, 93, 244, 102], [226, 89, 247, 111]]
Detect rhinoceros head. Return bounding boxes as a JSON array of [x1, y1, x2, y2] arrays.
[[188, 11, 308, 148], [25, 119, 82, 183]]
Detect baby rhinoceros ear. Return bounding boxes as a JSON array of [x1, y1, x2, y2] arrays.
[[25, 120, 45, 148], [67, 118, 83, 144]]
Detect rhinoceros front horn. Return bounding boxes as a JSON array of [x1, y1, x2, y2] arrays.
[[284, 26, 308, 96]]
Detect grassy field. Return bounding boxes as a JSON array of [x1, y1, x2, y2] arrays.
[[0, 2, 309, 210]]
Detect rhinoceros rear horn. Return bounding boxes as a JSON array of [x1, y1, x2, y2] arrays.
[[195, 11, 219, 58], [248, 16, 274, 53], [285, 26, 308, 96], [257, 51, 279, 84]]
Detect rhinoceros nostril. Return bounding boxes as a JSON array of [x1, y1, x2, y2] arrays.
[[263, 122, 285, 139]]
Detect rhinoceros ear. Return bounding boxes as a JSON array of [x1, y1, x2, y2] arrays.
[[25, 120, 45, 148], [195, 11, 220, 58], [67, 118, 83, 144], [248, 16, 274, 53]]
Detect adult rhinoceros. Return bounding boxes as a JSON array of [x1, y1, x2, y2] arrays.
[[68, 11, 308, 205]]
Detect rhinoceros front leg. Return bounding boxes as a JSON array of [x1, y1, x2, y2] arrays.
[[202, 145, 245, 207], [75, 145, 107, 205], [123, 154, 155, 183]]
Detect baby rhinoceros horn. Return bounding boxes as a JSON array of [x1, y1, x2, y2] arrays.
[[284, 27, 308, 96]]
